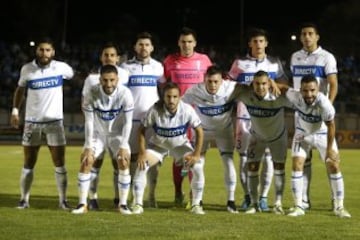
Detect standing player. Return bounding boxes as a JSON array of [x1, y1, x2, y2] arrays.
[[290, 22, 338, 210], [228, 28, 288, 211], [230, 70, 292, 215], [71, 64, 134, 214], [10, 37, 74, 210], [182, 65, 238, 213], [82, 42, 129, 210], [131, 82, 205, 215], [163, 26, 212, 206], [120, 31, 164, 208], [282, 74, 350, 218]]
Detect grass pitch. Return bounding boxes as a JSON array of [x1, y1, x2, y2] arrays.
[[0, 146, 358, 240]]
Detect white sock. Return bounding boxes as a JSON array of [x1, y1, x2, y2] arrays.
[[330, 172, 344, 209], [259, 154, 273, 198], [191, 156, 205, 206], [239, 153, 248, 196], [221, 152, 236, 201], [291, 171, 303, 207], [132, 166, 149, 206], [55, 166, 67, 203], [118, 169, 131, 206], [20, 168, 33, 203], [273, 169, 285, 205], [77, 173, 91, 205]]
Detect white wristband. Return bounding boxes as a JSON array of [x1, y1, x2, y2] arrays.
[[12, 107, 19, 116]]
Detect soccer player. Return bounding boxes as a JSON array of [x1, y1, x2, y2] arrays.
[[162, 26, 212, 207], [120, 31, 165, 208], [81, 42, 129, 210], [230, 70, 292, 215], [10, 37, 74, 210], [71, 64, 134, 215], [182, 65, 238, 213], [227, 28, 288, 211], [131, 82, 205, 214], [282, 74, 351, 218], [290, 22, 338, 210]]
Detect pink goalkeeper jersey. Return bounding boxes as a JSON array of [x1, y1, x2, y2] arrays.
[[163, 52, 212, 96]]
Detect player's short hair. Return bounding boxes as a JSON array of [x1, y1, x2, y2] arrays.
[[246, 27, 268, 42], [300, 22, 319, 34], [301, 74, 317, 84], [206, 65, 223, 77], [254, 70, 269, 78], [179, 26, 197, 40], [100, 64, 118, 75]]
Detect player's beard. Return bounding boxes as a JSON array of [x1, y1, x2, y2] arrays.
[[36, 56, 53, 67]]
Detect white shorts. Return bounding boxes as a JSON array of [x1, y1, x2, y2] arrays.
[[88, 133, 131, 160], [147, 142, 194, 166], [291, 129, 339, 162], [247, 129, 287, 163], [22, 120, 66, 146]]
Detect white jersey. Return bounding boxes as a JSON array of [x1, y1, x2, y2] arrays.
[[290, 47, 337, 94], [228, 54, 288, 119], [82, 66, 129, 97], [142, 101, 201, 149], [120, 57, 165, 121], [18, 59, 74, 123], [286, 88, 335, 135], [82, 84, 134, 149], [228, 54, 288, 85], [234, 89, 292, 142], [182, 80, 237, 131]]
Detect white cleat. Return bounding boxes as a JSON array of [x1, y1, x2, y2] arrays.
[[226, 201, 239, 214], [191, 205, 205, 215], [287, 206, 305, 217], [245, 204, 260, 214], [17, 200, 30, 209], [273, 204, 285, 215], [71, 204, 88, 214], [334, 207, 351, 218], [119, 205, 132, 215], [132, 204, 144, 214]]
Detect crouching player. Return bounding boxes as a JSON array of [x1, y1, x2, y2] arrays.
[[131, 82, 205, 214], [283, 74, 351, 218], [71, 64, 134, 215]]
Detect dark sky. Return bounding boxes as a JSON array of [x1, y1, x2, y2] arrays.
[[65, 0, 340, 44], [3, 0, 341, 47]]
